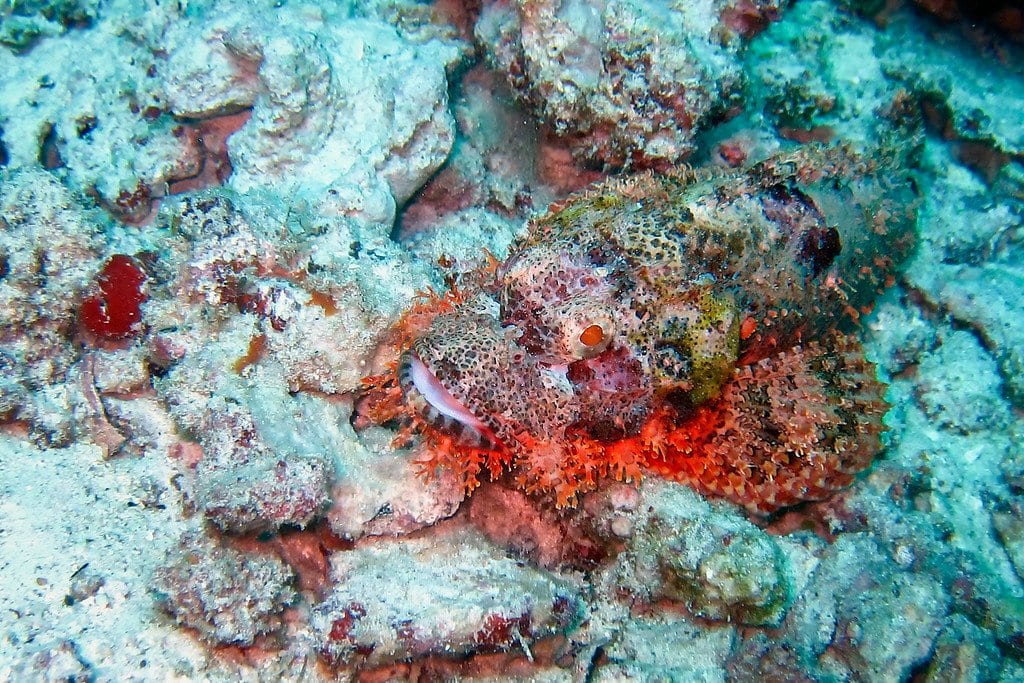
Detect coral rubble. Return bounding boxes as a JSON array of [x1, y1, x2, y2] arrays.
[[0, 169, 102, 445], [476, 0, 787, 169], [154, 533, 296, 646]]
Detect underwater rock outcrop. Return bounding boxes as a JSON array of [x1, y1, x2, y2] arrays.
[[311, 529, 581, 668], [476, 0, 788, 169]]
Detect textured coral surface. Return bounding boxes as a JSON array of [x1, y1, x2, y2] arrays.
[[476, 0, 787, 169], [2, 0, 1024, 680]]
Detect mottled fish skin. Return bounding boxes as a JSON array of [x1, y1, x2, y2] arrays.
[[378, 144, 917, 510]]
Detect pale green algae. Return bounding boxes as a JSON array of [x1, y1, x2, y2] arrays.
[[660, 527, 792, 627], [620, 483, 795, 628]]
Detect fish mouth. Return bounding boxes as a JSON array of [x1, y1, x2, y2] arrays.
[[398, 350, 501, 450]]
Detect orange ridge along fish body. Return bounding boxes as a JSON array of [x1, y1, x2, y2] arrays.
[[360, 144, 918, 514]]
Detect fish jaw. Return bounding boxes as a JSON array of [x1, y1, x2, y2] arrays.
[[398, 348, 502, 451]]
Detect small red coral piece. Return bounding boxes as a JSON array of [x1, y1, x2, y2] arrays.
[[473, 611, 532, 649], [80, 254, 147, 340], [111, 182, 155, 225], [328, 602, 367, 642]]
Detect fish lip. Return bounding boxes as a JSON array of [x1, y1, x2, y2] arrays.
[[398, 349, 502, 450]]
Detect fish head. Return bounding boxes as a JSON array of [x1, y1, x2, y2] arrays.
[[399, 238, 657, 448]]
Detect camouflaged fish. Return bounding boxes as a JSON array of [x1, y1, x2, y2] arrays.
[[361, 145, 918, 513]]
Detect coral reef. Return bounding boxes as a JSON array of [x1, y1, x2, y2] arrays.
[[914, 329, 1012, 434], [149, 191, 460, 536], [310, 529, 581, 668], [624, 483, 795, 627], [154, 192, 421, 395], [2, 0, 1024, 679], [160, 344, 333, 533], [882, 12, 1024, 160], [0, 4, 189, 221], [163, 7, 461, 211], [476, 0, 788, 169], [398, 65, 570, 245], [0, 0, 98, 51], [0, 0, 463, 227], [902, 141, 1024, 408], [725, 532, 953, 681], [325, 415, 465, 541], [925, 614, 1002, 682], [0, 168, 102, 445], [596, 613, 735, 681]]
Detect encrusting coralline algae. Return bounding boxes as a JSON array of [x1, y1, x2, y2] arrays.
[[1, 0, 1024, 680]]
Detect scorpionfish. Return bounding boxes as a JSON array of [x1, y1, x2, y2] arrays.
[[361, 145, 918, 514]]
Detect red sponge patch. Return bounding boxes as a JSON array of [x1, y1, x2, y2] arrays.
[[80, 254, 147, 340]]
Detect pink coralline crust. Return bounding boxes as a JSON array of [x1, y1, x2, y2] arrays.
[[468, 484, 611, 569], [361, 145, 917, 514], [720, 0, 785, 40], [166, 110, 252, 195]]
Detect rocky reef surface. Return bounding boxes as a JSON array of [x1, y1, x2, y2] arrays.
[[1, 0, 1023, 680]]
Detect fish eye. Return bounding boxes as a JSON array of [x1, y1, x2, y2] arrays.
[[579, 324, 605, 347], [565, 310, 614, 360]]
